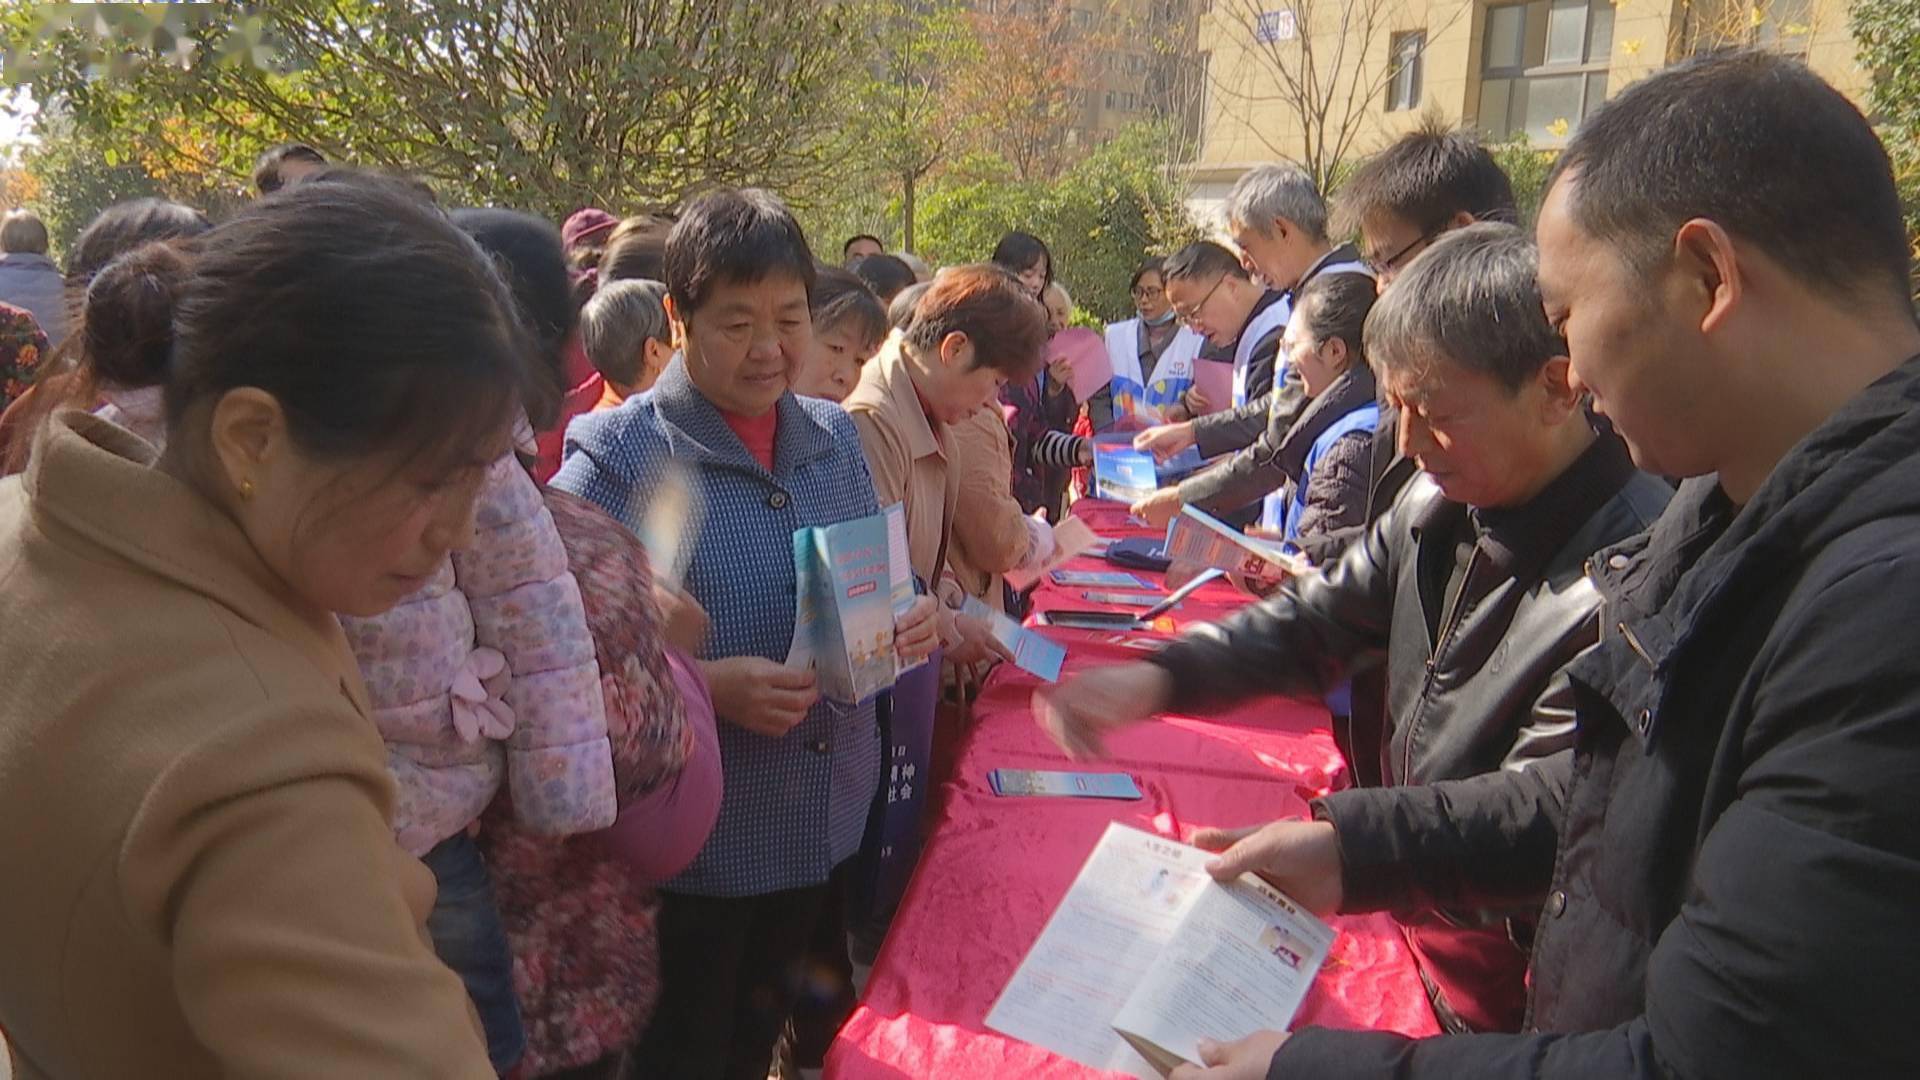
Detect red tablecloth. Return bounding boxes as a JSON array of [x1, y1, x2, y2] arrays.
[[826, 500, 1440, 1079]]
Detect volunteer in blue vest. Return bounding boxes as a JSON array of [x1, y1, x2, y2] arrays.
[[1088, 257, 1211, 433], [1131, 164, 1368, 529], [1262, 272, 1381, 564]]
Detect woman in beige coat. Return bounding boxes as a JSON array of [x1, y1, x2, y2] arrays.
[[0, 174, 529, 1078]]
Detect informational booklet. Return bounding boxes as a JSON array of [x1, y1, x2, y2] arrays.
[[962, 594, 1067, 682], [788, 503, 919, 702], [1005, 515, 1099, 592], [985, 823, 1334, 1078], [1164, 505, 1309, 583], [1094, 435, 1162, 503], [989, 769, 1143, 800]]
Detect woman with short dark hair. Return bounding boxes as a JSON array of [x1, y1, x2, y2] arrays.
[[554, 188, 936, 1080]]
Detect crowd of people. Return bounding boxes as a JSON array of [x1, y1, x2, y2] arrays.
[[0, 48, 1917, 1080]]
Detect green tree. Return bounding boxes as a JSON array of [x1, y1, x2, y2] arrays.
[[9, 1, 865, 218], [1853, 0, 1920, 293], [915, 122, 1202, 321], [841, 0, 980, 252], [1488, 134, 1557, 228]]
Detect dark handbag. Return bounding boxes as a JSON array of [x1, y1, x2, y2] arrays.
[[1106, 536, 1173, 573]]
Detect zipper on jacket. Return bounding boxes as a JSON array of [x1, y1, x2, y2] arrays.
[[1406, 546, 1483, 784]]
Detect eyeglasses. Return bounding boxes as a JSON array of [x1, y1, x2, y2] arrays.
[[1171, 274, 1228, 325], [1131, 283, 1165, 301], [1367, 229, 1442, 275]]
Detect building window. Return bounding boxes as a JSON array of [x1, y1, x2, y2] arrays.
[[1478, 0, 1614, 143], [1387, 31, 1425, 111]]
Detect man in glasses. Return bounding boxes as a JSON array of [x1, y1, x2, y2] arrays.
[[1131, 240, 1288, 528], [1136, 165, 1367, 481], [1043, 224, 1670, 1036]]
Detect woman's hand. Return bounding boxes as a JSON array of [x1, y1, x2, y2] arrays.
[[1130, 487, 1184, 530], [1032, 662, 1173, 759], [653, 583, 710, 654], [1134, 421, 1197, 462], [940, 605, 1016, 668], [1168, 1030, 1291, 1080], [700, 656, 819, 737], [1190, 819, 1345, 916], [894, 594, 939, 664], [1047, 354, 1076, 391]]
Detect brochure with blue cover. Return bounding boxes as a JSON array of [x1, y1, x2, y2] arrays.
[[988, 769, 1144, 799], [963, 594, 1067, 683], [790, 503, 919, 703]]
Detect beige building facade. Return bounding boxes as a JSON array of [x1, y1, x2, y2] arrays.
[[1186, 0, 1870, 223]]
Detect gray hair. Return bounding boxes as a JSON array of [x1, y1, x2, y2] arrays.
[[1224, 162, 1328, 243], [1, 208, 48, 255], [1363, 222, 1566, 393], [581, 278, 670, 388]]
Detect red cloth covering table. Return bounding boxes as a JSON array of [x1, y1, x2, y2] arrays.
[[825, 500, 1440, 1079]]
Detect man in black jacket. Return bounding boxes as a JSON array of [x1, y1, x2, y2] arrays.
[[1037, 223, 1670, 1034], [1145, 52, 1920, 1080]]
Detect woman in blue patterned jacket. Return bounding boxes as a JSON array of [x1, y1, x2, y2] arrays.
[[552, 188, 936, 1080]]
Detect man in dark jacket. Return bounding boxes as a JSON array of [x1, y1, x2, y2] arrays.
[[1037, 223, 1670, 1034], [1147, 52, 1920, 1080]]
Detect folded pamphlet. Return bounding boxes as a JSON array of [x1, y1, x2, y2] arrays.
[[985, 823, 1334, 1077]]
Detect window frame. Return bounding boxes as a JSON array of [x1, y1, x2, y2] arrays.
[[1478, 0, 1616, 142], [1386, 30, 1427, 112]]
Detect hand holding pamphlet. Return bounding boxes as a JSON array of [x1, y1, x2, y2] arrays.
[[1049, 327, 1114, 404], [1164, 505, 1309, 584], [787, 503, 923, 703], [985, 823, 1334, 1077], [1005, 515, 1098, 592]]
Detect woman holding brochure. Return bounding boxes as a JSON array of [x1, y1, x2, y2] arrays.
[[552, 188, 936, 1080], [844, 263, 1050, 666]]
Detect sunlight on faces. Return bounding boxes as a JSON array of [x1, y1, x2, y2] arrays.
[[795, 320, 879, 403], [1284, 307, 1347, 398], [1537, 175, 1716, 480], [1227, 217, 1315, 291], [1044, 288, 1072, 336], [669, 273, 813, 417], [1360, 211, 1436, 291], [1165, 273, 1241, 350], [1381, 350, 1582, 510], [917, 331, 1008, 425], [1132, 271, 1171, 323], [1014, 258, 1048, 299], [206, 387, 505, 618]]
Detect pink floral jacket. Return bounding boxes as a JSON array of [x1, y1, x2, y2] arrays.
[[339, 454, 616, 856]]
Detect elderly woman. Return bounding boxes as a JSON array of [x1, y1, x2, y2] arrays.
[[553, 188, 935, 1080]]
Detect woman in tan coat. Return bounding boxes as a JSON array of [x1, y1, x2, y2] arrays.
[[0, 174, 529, 1078]]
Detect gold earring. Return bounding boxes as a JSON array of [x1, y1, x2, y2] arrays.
[[239, 478, 255, 501]]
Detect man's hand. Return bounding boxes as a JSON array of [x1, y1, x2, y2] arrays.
[[700, 656, 819, 737], [1134, 421, 1198, 462], [1191, 819, 1344, 916], [1168, 1030, 1291, 1080], [1033, 662, 1173, 759], [1130, 487, 1184, 530], [654, 583, 710, 654], [894, 594, 939, 664]]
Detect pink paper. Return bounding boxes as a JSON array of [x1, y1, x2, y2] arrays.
[[1048, 327, 1112, 404], [1192, 359, 1233, 414]]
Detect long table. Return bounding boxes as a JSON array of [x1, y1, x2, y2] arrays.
[[825, 500, 1439, 1078]]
